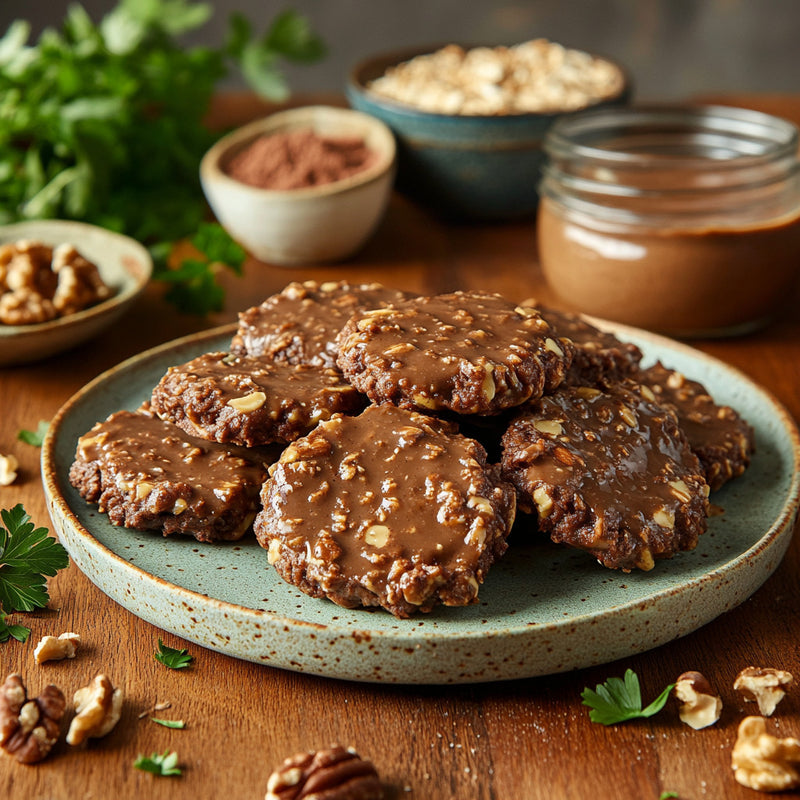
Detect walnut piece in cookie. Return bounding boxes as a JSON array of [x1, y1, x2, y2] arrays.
[[734, 667, 793, 717], [633, 361, 755, 491], [265, 745, 384, 800], [0, 673, 66, 764], [501, 382, 709, 571], [672, 671, 722, 729], [33, 632, 81, 664], [336, 290, 574, 415], [231, 280, 410, 368], [731, 716, 800, 792], [66, 674, 123, 746], [255, 403, 516, 617], [68, 409, 268, 542], [151, 352, 365, 447]]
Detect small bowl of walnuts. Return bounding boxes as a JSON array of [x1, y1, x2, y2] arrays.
[[0, 219, 152, 366], [347, 39, 631, 220]]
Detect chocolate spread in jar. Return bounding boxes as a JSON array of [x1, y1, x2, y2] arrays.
[[537, 105, 800, 337], [537, 197, 800, 337]]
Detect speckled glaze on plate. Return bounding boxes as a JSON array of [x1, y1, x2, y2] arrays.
[[42, 322, 800, 684]]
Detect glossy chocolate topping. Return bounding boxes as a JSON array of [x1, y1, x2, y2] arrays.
[[337, 290, 574, 414], [70, 410, 266, 541], [231, 280, 410, 367], [502, 383, 709, 570], [256, 403, 516, 616], [151, 351, 365, 447]]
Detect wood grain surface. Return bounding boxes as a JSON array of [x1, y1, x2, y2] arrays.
[[1, 94, 799, 800]]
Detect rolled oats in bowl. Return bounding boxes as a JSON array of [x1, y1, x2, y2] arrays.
[[367, 39, 626, 116]]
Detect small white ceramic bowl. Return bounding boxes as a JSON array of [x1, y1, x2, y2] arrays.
[[200, 105, 396, 266], [0, 220, 152, 367]]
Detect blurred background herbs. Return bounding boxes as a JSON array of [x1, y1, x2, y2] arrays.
[[0, 0, 325, 313]]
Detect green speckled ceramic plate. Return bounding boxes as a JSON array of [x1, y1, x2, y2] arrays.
[[42, 322, 800, 684]]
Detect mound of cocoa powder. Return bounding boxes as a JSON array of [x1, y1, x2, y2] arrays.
[[225, 128, 377, 190]]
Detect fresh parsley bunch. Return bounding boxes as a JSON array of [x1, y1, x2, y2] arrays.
[[0, 504, 70, 642], [0, 0, 325, 313]]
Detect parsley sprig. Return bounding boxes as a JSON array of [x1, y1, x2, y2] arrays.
[[134, 749, 182, 777], [155, 639, 193, 669], [581, 669, 674, 725], [17, 420, 50, 447], [0, 615, 31, 643], [0, 504, 70, 642], [0, 1, 324, 314]]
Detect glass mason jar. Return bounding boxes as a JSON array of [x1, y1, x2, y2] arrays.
[[537, 105, 800, 337]]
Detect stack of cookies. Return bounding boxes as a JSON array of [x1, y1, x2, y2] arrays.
[[69, 281, 754, 618]]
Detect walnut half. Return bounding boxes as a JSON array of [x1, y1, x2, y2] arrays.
[[265, 745, 384, 800], [0, 673, 66, 764], [66, 674, 123, 746], [732, 716, 800, 792]]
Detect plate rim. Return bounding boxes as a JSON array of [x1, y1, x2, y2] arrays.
[[41, 320, 800, 680]]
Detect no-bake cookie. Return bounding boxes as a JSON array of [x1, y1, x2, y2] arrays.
[[531, 304, 643, 386], [634, 361, 755, 491], [150, 351, 365, 447], [336, 290, 575, 415], [231, 280, 410, 368], [255, 403, 516, 617], [501, 383, 709, 571], [68, 409, 268, 542]]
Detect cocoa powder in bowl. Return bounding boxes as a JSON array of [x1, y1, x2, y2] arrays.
[[225, 128, 377, 190]]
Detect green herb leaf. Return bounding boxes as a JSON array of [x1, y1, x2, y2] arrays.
[[17, 420, 50, 447], [0, 504, 69, 616], [581, 669, 674, 725], [152, 222, 245, 315], [134, 749, 182, 776], [0, 612, 31, 643], [154, 639, 193, 669], [150, 717, 186, 729], [660, 792, 680, 800], [263, 10, 327, 63]]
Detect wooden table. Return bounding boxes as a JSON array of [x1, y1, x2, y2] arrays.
[[2, 94, 799, 800]]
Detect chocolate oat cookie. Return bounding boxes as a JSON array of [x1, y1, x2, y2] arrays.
[[68, 409, 268, 542], [336, 290, 575, 415], [529, 304, 643, 386], [501, 383, 709, 571], [150, 351, 365, 447], [231, 280, 410, 368], [633, 361, 755, 491], [255, 403, 516, 617]]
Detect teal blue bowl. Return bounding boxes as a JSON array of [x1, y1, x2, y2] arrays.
[[346, 45, 631, 221]]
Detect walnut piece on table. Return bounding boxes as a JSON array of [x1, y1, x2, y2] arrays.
[[33, 632, 81, 665], [0, 453, 19, 485], [672, 670, 723, 729], [66, 674, 123, 746], [732, 716, 800, 792], [0, 673, 66, 764], [265, 745, 384, 800], [735, 667, 794, 716]]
